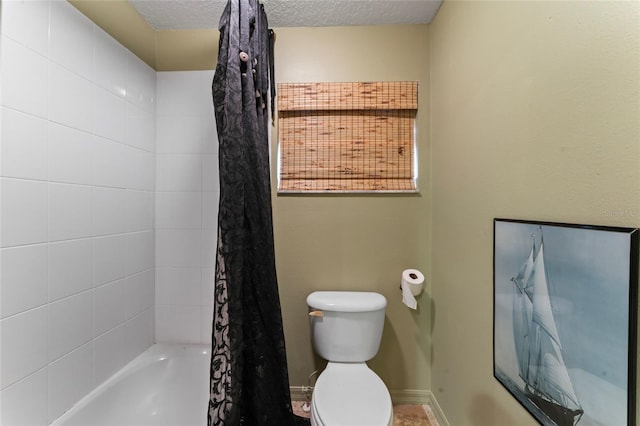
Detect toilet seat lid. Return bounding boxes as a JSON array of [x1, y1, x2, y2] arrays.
[[313, 363, 392, 426]]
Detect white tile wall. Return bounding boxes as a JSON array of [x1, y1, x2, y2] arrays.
[[94, 186, 127, 235], [123, 309, 154, 361], [125, 104, 155, 151], [126, 190, 155, 232], [125, 269, 155, 319], [94, 235, 126, 286], [155, 304, 202, 343], [47, 343, 94, 423], [1, 35, 49, 119], [1, 0, 50, 56], [156, 154, 203, 192], [0, 369, 49, 426], [1, 108, 48, 180], [94, 279, 127, 336], [48, 183, 94, 241], [47, 292, 94, 362], [1, 245, 48, 318], [49, 0, 94, 80], [94, 136, 129, 189], [1, 5, 219, 425], [49, 62, 94, 132], [94, 27, 127, 98], [155, 71, 218, 344], [126, 231, 155, 275], [156, 192, 202, 229], [94, 87, 127, 143], [48, 239, 94, 302], [48, 123, 94, 185], [126, 51, 156, 113], [94, 326, 126, 385], [156, 116, 202, 154], [156, 229, 202, 268], [1, 178, 49, 247], [1, 307, 48, 388], [156, 267, 202, 305], [0, 2, 156, 425]]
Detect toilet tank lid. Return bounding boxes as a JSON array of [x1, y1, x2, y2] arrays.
[[307, 291, 387, 312]]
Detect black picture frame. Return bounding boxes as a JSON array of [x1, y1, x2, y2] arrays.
[[493, 218, 639, 426]]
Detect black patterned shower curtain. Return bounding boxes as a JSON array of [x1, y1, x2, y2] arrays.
[[208, 0, 308, 425]]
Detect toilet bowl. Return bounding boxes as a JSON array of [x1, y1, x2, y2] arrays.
[[307, 291, 393, 426], [310, 363, 392, 426]]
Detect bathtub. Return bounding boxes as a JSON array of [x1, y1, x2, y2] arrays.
[[51, 344, 210, 426]]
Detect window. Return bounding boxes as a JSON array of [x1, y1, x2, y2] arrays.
[[277, 81, 418, 193]]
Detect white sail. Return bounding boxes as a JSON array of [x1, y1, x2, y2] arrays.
[[530, 244, 562, 345], [512, 290, 532, 380], [512, 244, 535, 380], [541, 348, 582, 409], [526, 242, 581, 410]]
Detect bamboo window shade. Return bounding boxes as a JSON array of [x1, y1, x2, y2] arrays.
[[277, 82, 418, 192]]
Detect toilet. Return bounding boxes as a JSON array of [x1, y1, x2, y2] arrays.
[[307, 291, 393, 426]]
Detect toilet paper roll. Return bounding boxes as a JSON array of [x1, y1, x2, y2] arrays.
[[401, 269, 424, 310]]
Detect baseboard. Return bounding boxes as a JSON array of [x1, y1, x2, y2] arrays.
[[388, 388, 429, 404], [290, 385, 313, 402], [291, 386, 450, 426], [423, 392, 450, 426], [391, 390, 449, 426]]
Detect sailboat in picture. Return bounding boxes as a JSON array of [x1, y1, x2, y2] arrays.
[[511, 227, 584, 426]]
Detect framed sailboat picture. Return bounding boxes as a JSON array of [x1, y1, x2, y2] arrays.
[[493, 219, 639, 426]]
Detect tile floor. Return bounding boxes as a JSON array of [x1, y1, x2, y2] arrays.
[[292, 401, 439, 426]]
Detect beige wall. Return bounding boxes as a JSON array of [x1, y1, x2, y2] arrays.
[[429, 1, 640, 424], [69, 1, 218, 70], [272, 26, 432, 393]]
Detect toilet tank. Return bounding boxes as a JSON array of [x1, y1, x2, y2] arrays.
[[307, 291, 387, 362]]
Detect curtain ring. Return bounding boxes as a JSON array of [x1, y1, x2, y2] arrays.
[[239, 51, 250, 62]]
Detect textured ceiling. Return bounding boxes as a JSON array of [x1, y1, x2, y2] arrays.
[[129, 0, 443, 30]]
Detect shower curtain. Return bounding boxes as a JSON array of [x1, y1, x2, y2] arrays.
[[208, 0, 309, 425]]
